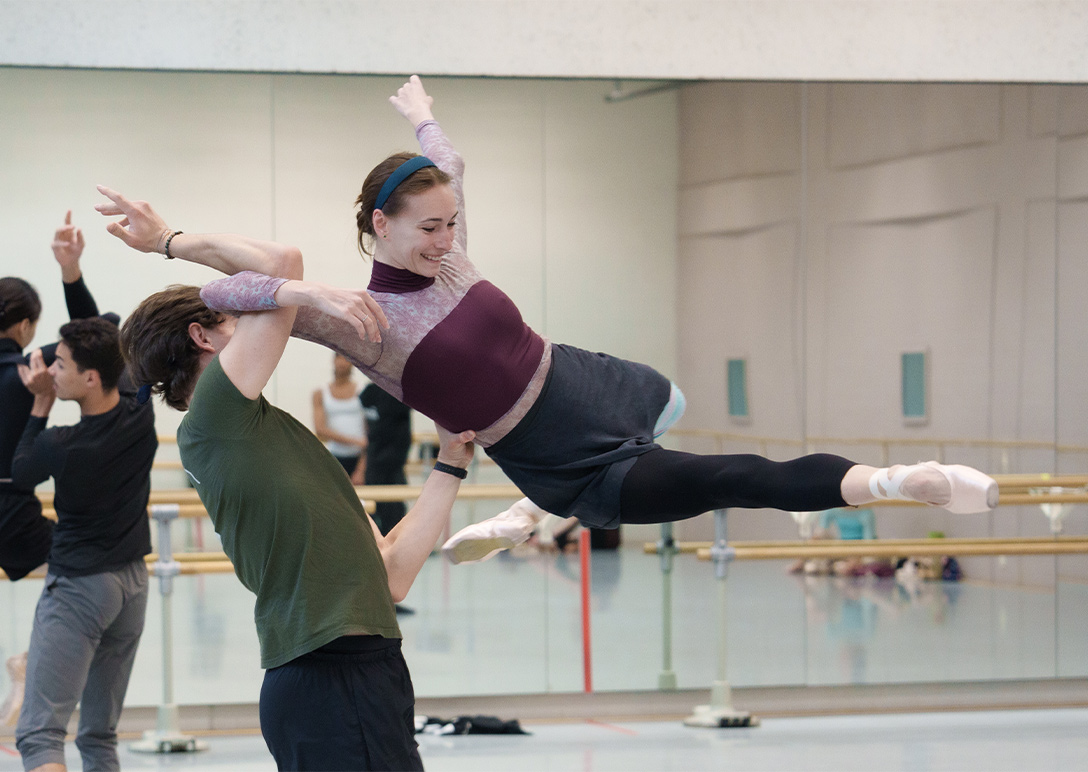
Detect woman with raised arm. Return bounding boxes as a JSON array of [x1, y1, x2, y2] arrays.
[[98, 188, 474, 771], [169, 76, 999, 566]]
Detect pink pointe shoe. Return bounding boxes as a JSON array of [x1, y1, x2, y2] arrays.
[[441, 498, 544, 565], [870, 461, 998, 514]]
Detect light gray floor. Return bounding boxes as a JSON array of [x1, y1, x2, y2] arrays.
[[1, 709, 1086, 771]]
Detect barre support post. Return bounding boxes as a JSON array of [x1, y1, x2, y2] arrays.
[[685, 508, 759, 728], [658, 522, 677, 690], [130, 504, 208, 755]]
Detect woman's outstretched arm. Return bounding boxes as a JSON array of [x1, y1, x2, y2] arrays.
[[390, 76, 468, 254]]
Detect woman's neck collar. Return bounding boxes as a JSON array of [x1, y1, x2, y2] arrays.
[[368, 256, 435, 293]]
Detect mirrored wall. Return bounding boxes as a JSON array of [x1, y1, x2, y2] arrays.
[[1, 69, 1085, 704]]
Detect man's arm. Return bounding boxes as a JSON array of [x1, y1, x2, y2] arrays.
[[96, 186, 389, 344], [11, 351, 60, 489], [53, 210, 99, 319], [97, 187, 308, 398], [373, 424, 474, 603]]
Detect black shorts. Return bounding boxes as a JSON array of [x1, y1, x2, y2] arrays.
[[486, 343, 671, 528], [0, 492, 53, 581], [259, 635, 421, 772]]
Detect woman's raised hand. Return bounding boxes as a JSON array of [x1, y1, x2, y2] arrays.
[[95, 186, 171, 254], [389, 75, 435, 127]]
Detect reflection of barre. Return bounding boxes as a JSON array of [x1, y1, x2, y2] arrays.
[[147, 457, 500, 473], [691, 537, 1088, 562], [166, 560, 236, 576], [36, 483, 523, 508], [39, 484, 524, 520], [668, 428, 1088, 455], [2, 553, 236, 581], [352, 483, 520, 501], [646, 536, 1088, 556], [40, 504, 211, 521]]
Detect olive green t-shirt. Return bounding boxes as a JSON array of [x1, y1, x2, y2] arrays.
[[178, 356, 399, 669]]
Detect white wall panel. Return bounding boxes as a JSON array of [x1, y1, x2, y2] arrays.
[[678, 82, 800, 184], [820, 210, 996, 438], [827, 84, 1001, 169]]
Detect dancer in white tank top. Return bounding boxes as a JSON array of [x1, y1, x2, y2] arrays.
[[312, 353, 366, 483]]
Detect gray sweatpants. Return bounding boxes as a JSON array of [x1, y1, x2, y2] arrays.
[[16, 559, 148, 772]]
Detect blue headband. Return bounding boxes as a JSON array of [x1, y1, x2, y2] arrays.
[[375, 156, 437, 211]]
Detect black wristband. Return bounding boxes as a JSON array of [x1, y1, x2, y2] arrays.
[[164, 230, 183, 260], [432, 461, 468, 479]]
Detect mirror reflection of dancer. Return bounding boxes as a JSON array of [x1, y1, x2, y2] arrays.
[[13, 317, 156, 772], [360, 382, 412, 536], [176, 76, 1000, 566], [99, 189, 474, 771], [312, 353, 367, 485], [0, 213, 102, 729]]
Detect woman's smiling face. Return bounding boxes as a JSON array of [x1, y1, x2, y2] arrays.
[[375, 184, 458, 277]]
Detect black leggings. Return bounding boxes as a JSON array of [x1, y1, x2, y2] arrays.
[[619, 449, 856, 524]]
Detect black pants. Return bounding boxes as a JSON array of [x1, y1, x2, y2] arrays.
[[366, 464, 407, 536], [0, 493, 53, 581], [259, 636, 421, 772], [619, 450, 855, 524]]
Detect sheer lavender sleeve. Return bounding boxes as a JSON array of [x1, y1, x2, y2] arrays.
[[416, 120, 467, 253], [201, 271, 384, 382], [200, 271, 289, 313]]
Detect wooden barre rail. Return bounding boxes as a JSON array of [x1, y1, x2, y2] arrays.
[[669, 428, 1088, 455], [36, 484, 526, 521], [9, 535, 1087, 581], [33, 474, 1087, 509], [1, 552, 237, 580], [39, 491, 1087, 521], [148, 458, 497, 473], [696, 537, 1088, 561], [645, 536, 1088, 556]]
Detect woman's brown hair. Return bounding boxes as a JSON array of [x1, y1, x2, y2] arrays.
[[355, 152, 451, 256]]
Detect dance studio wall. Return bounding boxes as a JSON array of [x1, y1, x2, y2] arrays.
[[675, 81, 1088, 588], [0, 68, 678, 440]]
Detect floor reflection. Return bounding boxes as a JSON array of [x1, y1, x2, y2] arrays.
[[0, 544, 1078, 707]]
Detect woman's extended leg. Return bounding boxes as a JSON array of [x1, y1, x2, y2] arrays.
[[619, 450, 998, 524], [619, 450, 853, 524]]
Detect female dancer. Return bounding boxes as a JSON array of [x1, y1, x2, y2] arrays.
[[99, 77, 998, 565]]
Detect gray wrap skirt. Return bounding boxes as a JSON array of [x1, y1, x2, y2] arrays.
[[484, 343, 671, 528]]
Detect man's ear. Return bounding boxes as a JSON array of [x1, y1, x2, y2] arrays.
[[188, 322, 216, 353], [84, 367, 102, 391]]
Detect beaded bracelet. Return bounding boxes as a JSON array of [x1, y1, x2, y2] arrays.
[[164, 230, 183, 260]]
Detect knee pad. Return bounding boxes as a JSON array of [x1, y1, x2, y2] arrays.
[[653, 382, 687, 439]]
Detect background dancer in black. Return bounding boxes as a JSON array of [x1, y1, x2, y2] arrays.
[[0, 212, 101, 729], [13, 316, 157, 772]]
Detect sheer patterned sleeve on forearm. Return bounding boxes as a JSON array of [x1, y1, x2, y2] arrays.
[[200, 271, 289, 313], [416, 120, 467, 253]]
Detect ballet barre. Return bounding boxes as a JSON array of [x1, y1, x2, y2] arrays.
[[645, 536, 1088, 559], [34, 483, 525, 523]]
